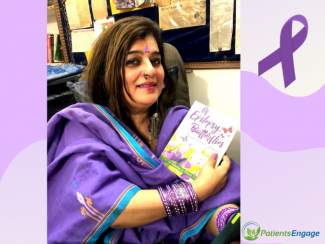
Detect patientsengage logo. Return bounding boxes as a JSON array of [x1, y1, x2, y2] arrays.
[[242, 221, 261, 241], [242, 221, 321, 241]]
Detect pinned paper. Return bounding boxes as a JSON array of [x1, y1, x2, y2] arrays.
[[94, 17, 115, 39], [235, 0, 240, 54], [210, 0, 234, 52], [91, 0, 109, 20], [65, 0, 92, 30], [109, 0, 154, 15], [71, 29, 95, 52]]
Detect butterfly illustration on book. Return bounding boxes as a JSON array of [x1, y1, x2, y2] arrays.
[[181, 136, 188, 142], [220, 134, 225, 138], [222, 127, 233, 134]]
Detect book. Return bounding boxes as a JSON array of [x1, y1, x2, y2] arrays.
[[47, 34, 52, 63], [54, 34, 63, 62], [160, 101, 239, 182], [50, 34, 54, 63]]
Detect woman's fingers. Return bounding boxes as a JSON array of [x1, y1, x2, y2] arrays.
[[205, 153, 218, 168], [217, 155, 231, 172]]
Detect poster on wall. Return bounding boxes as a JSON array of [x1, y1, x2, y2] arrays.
[[235, 0, 240, 54], [159, 0, 206, 31], [209, 0, 234, 52], [71, 29, 95, 52], [110, 0, 155, 14], [94, 17, 115, 39], [91, 0, 109, 20], [65, 0, 92, 30]]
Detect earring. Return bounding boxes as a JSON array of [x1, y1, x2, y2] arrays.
[[150, 100, 159, 140]]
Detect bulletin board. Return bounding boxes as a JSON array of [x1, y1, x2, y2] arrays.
[[55, 0, 240, 69]]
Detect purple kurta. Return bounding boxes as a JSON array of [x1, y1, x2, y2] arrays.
[[47, 103, 240, 244]]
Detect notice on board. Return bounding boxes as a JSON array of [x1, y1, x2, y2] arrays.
[[94, 17, 115, 39], [235, 0, 240, 54], [72, 29, 95, 52], [65, 0, 92, 30], [209, 0, 234, 52], [159, 0, 206, 31], [91, 0, 109, 20]]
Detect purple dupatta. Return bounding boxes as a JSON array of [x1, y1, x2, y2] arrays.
[[47, 103, 240, 244]]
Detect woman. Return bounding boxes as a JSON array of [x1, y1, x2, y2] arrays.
[[48, 17, 240, 244]]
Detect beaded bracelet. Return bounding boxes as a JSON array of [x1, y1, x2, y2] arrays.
[[158, 182, 198, 218]]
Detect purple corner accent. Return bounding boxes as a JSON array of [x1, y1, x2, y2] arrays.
[[0, 2, 46, 182], [258, 15, 308, 88], [242, 71, 325, 152]]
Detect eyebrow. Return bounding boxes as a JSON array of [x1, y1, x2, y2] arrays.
[[127, 50, 161, 55]]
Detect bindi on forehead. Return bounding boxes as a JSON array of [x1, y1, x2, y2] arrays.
[[145, 46, 150, 53]]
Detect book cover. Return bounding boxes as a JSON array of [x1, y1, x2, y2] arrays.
[[160, 101, 239, 182], [54, 34, 63, 62], [50, 34, 54, 63], [47, 34, 52, 63]]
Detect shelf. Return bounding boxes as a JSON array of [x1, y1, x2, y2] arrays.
[[47, 5, 54, 10], [47, 62, 65, 66]]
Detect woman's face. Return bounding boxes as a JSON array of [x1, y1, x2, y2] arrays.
[[123, 35, 164, 112]]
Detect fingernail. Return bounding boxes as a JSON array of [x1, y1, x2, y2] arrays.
[[212, 153, 218, 160]]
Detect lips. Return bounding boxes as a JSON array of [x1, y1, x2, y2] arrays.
[[137, 82, 156, 88]]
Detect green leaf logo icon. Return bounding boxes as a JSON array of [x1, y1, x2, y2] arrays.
[[242, 222, 261, 241]]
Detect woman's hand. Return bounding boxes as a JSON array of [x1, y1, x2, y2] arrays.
[[191, 154, 231, 202]]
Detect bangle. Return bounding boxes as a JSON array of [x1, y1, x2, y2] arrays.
[[166, 185, 181, 216], [216, 207, 238, 233], [172, 184, 187, 215], [184, 182, 198, 212], [157, 182, 199, 217], [180, 182, 195, 213], [157, 186, 172, 218]]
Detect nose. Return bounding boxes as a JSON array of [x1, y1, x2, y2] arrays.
[[143, 58, 156, 78]]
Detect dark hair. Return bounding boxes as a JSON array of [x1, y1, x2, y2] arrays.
[[86, 16, 176, 146]]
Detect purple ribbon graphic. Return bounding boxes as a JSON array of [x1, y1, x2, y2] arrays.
[[258, 15, 308, 88]]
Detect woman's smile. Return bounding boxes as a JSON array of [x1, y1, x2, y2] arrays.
[[136, 82, 157, 91]]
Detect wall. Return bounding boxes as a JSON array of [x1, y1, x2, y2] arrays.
[[186, 69, 241, 164]]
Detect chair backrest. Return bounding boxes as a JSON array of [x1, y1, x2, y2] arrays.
[[163, 43, 190, 107]]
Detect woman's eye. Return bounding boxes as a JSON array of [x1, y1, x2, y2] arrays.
[[126, 59, 140, 66], [151, 59, 161, 66]]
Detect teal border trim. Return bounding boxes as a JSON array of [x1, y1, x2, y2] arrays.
[[86, 185, 141, 244], [96, 104, 159, 168], [180, 208, 219, 244], [104, 229, 118, 244]]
